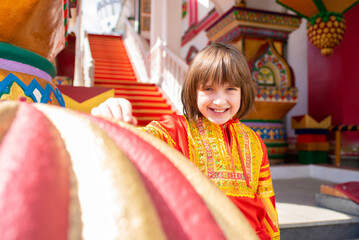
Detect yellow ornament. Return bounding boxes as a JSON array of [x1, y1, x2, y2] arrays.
[[307, 14, 346, 56]]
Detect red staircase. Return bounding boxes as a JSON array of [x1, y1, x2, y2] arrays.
[[88, 34, 176, 126]]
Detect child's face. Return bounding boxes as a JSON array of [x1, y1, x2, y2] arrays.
[[197, 82, 241, 125]]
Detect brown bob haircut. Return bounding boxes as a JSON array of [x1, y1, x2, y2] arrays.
[[181, 42, 256, 120]]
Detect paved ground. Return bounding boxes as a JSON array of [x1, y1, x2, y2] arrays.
[[273, 178, 359, 228]]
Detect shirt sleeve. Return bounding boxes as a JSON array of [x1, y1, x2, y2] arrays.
[[141, 119, 177, 148], [140, 115, 189, 157], [257, 138, 280, 240]]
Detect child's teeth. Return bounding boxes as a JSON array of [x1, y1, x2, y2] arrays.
[[213, 109, 225, 113]]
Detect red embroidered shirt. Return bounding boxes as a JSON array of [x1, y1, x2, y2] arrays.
[[142, 115, 280, 240]]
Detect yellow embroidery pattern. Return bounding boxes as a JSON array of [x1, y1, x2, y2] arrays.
[[186, 117, 264, 198], [258, 179, 275, 197], [259, 169, 271, 179], [142, 123, 176, 148], [186, 116, 208, 174]]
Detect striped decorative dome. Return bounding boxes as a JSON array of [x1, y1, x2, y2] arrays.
[[0, 102, 256, 240]]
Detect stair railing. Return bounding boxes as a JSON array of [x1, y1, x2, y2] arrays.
[[124, 18, 188, 113], [159, 44, 188, 114], [124, 18, 150, 83], [329, 125, 359, 167], [83, 32, 94, 87]]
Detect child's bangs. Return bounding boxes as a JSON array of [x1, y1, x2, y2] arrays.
[[198, 54, 241, 88]]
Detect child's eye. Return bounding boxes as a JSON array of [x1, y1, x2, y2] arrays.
[[202, 87, 213, 91], [227, 87, 238, 91]]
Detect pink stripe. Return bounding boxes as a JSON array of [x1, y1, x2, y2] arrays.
[[0, 103, 69, 240]]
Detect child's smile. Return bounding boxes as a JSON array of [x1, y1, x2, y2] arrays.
[[197, 83, 241, 125], [211, 108, 228, 113]]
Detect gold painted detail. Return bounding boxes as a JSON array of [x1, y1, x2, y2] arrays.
[[207, 11, 237, 39], [0, 71, 64, 106], [234, 9, 301, 27], [252, 42, 292, 88], [256, 86, 298, 102], [291, 115, 332, 129], [207, 7, 301, 38]]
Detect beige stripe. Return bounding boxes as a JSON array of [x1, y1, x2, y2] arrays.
[[116, 122, 258, 240], [35, 104, 166, 240], [67, 159, 83, 240], [0, 101, 19, 141]]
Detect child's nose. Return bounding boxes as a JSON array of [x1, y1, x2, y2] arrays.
[[213, 92, 227, 105]]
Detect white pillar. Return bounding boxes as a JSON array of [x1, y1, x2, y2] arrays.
[[164, 0, 181, 55], [150, 0, 181, 55], [286, 19, 308, 138], [73, 3, 84, 86], [150, 0, 165, 48]]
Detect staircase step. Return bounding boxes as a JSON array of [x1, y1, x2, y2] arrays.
[[91, 49, 127, 52], [133, 109, 174, 114], [132, 104, 172, 110], [95, 84, 157, 91], [94, 69, 134, 74], [114, 89, 161, 94], [94, 70, 136, 76], [91, 46, 126, 50], [93, 56, 129, 60], [95, 66, 134, 71], [115, 92, 162, 98], [90, 44, 125, 47], [94, 60, 132, 65], [94, 80, 156, 87], [95, 69, 134, 73], [94, 73, 136, 78], [134, 113, 174, 118], [90, 40, 125, 45], [89, 34, 175, 125], [125, 96, 167, 103], [94, 75, 137, 81], [94, 58, 130, 62]]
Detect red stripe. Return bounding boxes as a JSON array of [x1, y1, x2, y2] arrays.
[[260, 166, 270, 172], [264, 214, 277, 233], [88, 115, 227, 240], [269, 196, 276, 206], [259, 175, 271, 181], [297, 134, 327, 143]]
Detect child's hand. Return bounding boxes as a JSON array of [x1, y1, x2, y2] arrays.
[[91, 98, 138, 125]]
